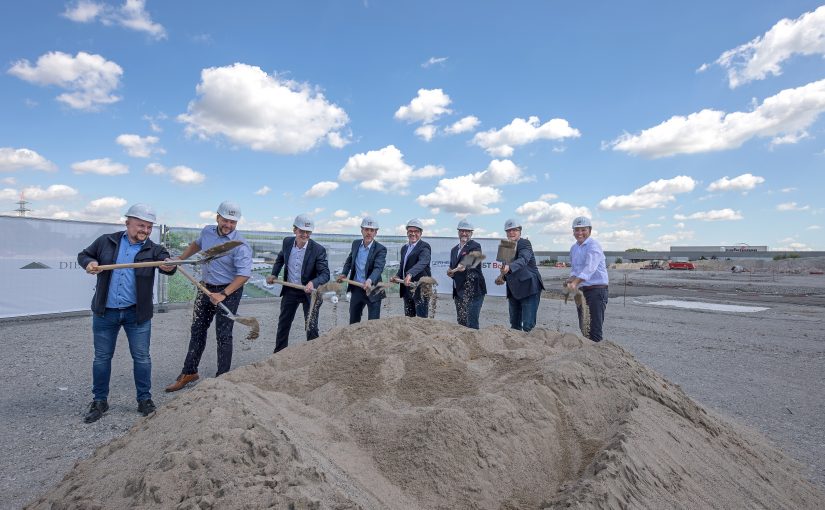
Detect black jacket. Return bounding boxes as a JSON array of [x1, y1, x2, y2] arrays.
[[395, 240, 431, 298], [271, 237, 330, 296], [449, 240, 487, 300], [504, 238, 545, 300], [77, 231, 175, 323], [342, 239, 387, 302]]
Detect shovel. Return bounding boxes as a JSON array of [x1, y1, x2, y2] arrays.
[[494, 240, 516, 285], [447, 251, 485, 277], [95, 240, 243, 271], [176, 266, 260, 340]]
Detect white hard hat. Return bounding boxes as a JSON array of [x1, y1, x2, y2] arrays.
[[504, 218, 521, 231], [572, 216, 592, 228], [125, 203, 156, 223], [217, 201, 241, 221], [457, 218, 474, 231], [406, 218, 424, 231], [361, 217, 379, 229], [293, 214, 315, 232]]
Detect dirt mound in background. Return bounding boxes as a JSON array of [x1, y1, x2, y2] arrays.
[[28, 318, 823, 509]]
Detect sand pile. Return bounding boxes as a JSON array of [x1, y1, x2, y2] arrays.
[[28, 318, 823, 509]]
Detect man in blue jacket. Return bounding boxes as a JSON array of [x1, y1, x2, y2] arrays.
[[447, 219, 486, 329], [337, 217, 387, 324], [77, 204, 176, 423], [267, 214, 330, 353], [498, 218, 544, 332], [393, 218, 432, 318]]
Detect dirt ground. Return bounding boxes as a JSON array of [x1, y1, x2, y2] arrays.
[[1, 268, 824, 509]]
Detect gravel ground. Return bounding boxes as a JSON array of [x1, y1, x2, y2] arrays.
[[2, 269, 824, 509]]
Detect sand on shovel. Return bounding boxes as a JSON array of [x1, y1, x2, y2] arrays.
[[27, 318, 823, 509]]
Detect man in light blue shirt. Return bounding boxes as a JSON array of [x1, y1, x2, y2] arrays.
[[337, 217, 387, 323], [166, 201, 252, 392], [566, 216, 609, 342]]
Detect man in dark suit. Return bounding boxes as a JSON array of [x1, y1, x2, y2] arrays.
[[499, 218, 544, 332], [266, 214, 330, 353], [447, 219, 487, 329], [337, 217, 387, 324], [393, 218, 431, 318]]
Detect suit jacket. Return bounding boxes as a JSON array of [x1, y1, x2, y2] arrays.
[[504, 238, 545, 300], [449, 240, 487, 300], [270, 237, 330, 297], [395, 240, 432, 298], [342, 239, 387, 302]]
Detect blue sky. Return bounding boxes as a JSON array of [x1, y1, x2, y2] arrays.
[[1, 0, 823, 250]]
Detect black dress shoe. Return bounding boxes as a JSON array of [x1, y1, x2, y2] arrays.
[[83, 400, 109, 424], [137, 399, 156, 416]]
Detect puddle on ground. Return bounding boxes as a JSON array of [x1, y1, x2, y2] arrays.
[[647, 300, 768, 313]]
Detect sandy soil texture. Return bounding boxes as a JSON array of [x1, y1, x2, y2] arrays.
[[2, 268, 824, 509]]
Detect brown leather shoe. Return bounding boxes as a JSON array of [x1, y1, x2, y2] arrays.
[[165, 373, 199, 392]]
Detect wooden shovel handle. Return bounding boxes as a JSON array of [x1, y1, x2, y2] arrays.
[[176, 266, 234, 316], [96, 259, 184, 270], [339, 277, 365, 289], [269, 278, 310, 291]]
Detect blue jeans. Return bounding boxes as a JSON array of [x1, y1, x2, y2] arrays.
[[92, 306, 152, 401], [403, 291, 429, 318], [508, 292, 540, 332], [580, 287, 608, 342], [455, 294, 485, 329]]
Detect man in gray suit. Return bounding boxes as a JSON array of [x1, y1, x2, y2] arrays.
[[337, 217, 387, 323], [499, 218, 544, 332]]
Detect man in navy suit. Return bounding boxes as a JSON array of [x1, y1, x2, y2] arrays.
[[266, 214, 330, 353], [337, 217, 387, 324], [447, 219, 487, 329], [393, 218, 431, 318], [499, 218, 544, 332]]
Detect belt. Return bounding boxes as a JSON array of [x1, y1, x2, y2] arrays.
[[203, 282, 229, 290], [106, 304, 136, 310], [580, 285, 608, 290]]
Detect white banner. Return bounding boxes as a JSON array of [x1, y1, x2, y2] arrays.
[[0, 216, 159, 318], [427, 237, 506, 297]]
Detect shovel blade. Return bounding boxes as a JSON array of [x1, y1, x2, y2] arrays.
[[496, 240, 516, 263], [459, 250, 486, 269], [198, 240, 243, 262]]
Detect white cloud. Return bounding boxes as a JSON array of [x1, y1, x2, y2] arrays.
[[144, 162, 166, 175], [598, 229, 646, 248], [179, 63, 350, 154], [0, 147, 57, 172], [706, 173, 765, 192], [515, 200, 591, 234], [415, 125, 437, 141], [599, 175, 696, 210], [168, 165, 205, 184], [63, 0, 166, 40], [1, 177, 15, 185], [254, 185, 271, 196], [472, 116, 581, 157], [781, 187, 797, 193], [444, 115, 480, 135], [770, 130, 810, 147], [394, 88, 452, 124], [71, 158, 128, 175], [199, 210, 214, 219], [303, 181, 339, 198], [707, 6, 825, 88], [421, 56, 448, 68], [806, 225, 821, 230], [377, 208, 391, 214], [326, 131, 351, 148], [320, 215, 363, 233], [646, 223, 662, 228], [8, 51, 123, 110], [776, 202, 810, 211], [608, 79, 825, 158], [84, 196, 127, 214], [0, 188, 17, 201], [471, 159, 531, 185], [21, 184, 78, 200], [338, 145, 443, 193], [333, 209, 349, 218], [416, 175, 502, 215], [673, 209, 743, 221], [774, 241, 813, 251], [539, 193, 558, 201], [116, 134, 164, 158]]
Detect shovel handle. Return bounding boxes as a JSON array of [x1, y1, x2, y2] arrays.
[[268, 278, 311, 291], [176, 266, 234, 316], [96, 259, 194, 271], [338, 277, 365, 289]]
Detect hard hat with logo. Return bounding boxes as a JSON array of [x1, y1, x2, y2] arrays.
[[457, 218, 474, 231], [406, 218, 424, 231], [503, 218, 521, 231], [571, 216, 592, 229], [125, 203, 156, 223], [361, 217, 379, 229], [293, 214, 315, 232], [217, 201, 241, 221]]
